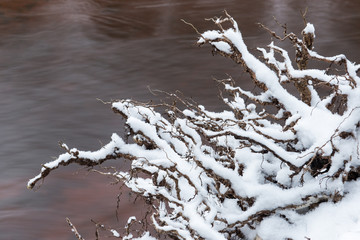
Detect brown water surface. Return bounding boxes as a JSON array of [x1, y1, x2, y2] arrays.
[[1, 0, 360, 239]]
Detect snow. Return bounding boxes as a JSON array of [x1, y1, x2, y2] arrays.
[[303, 23, 316, 37], [275, 165, 292, 185], [132, 232, 157, 240], [211, 41, 232, 54], [127, 216, 137, 225], [294, 108, 342, 149], [110, 229, 120, 238], [199, 30, 222, 41]]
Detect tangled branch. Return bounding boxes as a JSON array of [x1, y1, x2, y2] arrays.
[[28, 12, 360, 240]]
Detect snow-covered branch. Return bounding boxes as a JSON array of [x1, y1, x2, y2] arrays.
[[28, 13, 360, 240]]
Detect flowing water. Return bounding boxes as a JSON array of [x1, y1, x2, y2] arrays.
[[1, 0, 360, 239]]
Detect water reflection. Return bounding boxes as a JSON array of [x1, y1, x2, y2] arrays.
[[1, 0, 360, 239]]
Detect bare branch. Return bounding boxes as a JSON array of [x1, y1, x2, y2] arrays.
[[66, 218, 85, 240]]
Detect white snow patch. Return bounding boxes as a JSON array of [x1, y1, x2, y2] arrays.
[[303, 23, 315, 37], [211, 41, 232, 54], [110, 229, 120, 238]]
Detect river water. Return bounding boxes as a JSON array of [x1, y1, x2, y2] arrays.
[[1, 0, 360, 239]]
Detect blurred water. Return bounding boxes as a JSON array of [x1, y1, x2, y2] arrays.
[[1, 0, 360, 239]]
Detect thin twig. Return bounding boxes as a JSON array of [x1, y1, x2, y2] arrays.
[[66, 217, 85, 240]]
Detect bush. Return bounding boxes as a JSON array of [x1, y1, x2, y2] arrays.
[[28, 12, 360, 240]]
